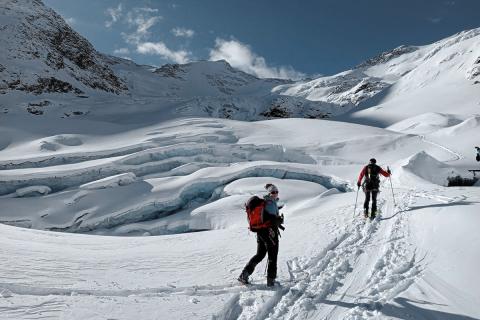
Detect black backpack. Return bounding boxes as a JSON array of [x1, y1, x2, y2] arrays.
[[363, 164, 380, 190]]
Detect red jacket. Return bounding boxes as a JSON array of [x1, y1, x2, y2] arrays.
[[357, 165, 390, 185]]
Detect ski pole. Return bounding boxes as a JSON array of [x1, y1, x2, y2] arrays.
[[353, 186, 359, 217], [387, 166, 396, 207]]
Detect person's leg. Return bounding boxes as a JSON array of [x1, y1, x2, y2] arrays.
[[243, 232, 268, 275], [363, 190, 371, 217], [371, 191, 378, 218], [266, 230, 279, 283]]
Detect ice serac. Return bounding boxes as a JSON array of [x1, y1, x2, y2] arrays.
[[399, 151, 462, 186]]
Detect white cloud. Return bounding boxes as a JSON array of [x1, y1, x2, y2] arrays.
[[65, 17, 76, 26], [105, 3, 123, 28], [172, 27, 195, 38], [123, 7, 162, 44], [109, 6, 190, 64], [113, 48, 130, 55], [137, 42, 191, 64], [209, 38, 305, 80], [136, 7, 159, 13]]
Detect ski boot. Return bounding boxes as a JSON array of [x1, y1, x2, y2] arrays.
[[370, 210, 376, 220], [237, 270, 250, 285], [363, 209, 369, 218]]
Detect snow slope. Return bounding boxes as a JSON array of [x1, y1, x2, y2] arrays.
[[1, 1, 480, 320], [342, 28, 480, 127], [1, 117, 479, 320]]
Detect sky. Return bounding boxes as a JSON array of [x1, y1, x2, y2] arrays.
[[43, 0, 480, 80]]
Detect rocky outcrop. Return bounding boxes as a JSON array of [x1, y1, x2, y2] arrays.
[[0, 0, 127, 95], [356, 45, 418, 68]]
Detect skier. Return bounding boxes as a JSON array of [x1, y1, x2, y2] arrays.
[[476, 146, 480, 162], [357, 158, 391, 219], [238, 183, 284, 287]]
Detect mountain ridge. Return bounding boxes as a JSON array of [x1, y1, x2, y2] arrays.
[[1, 0, 479, 124]]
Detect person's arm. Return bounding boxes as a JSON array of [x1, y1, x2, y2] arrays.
[[379, 167, 391, 177], [263, 200, 278, 218], [357, 166, 366, 186], [263, 200, 283, 225]]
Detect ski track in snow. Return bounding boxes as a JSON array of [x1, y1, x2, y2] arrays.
[[213, 187, 427, 320], [419, 135, 464, 162], [0, 184, 473, 319]]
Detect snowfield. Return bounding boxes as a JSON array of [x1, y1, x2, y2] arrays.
[[1, 1, 480, 319], [1, 117, 479, 320]]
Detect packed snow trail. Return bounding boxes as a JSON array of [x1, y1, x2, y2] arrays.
[[212, 186, 423, 320], [0, 184, 478, 319], [213, 184, 476, 320]]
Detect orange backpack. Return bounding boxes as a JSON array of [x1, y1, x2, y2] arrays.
[[245, 196, 272, 232]]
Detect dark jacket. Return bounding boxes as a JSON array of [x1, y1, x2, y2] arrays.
[[357, 164, 390, 190]]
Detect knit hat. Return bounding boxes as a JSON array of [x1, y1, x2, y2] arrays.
[[369, 158, 377, 164], [265, 183, 279, 193]]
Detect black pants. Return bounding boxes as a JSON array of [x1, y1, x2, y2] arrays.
[[364, 190, 378, 214], [243, 228, 279, 279]]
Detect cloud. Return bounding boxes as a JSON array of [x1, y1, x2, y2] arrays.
[[105, 3, 123, 28], [428, 17, 442, 24], [124, 8, 162, 42], [172, 27, 195, 38], [113, 48, 130, 55], [136, 42, 191, 64], [108, 6, 190, 64], [209, 38, 305, 80], [121, 7, 162, 48], [65, 17, 76, 26]]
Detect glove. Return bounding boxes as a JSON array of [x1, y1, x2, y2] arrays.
[[387, 168, 392, 175], [276, 215, 285, 231], [273, 214, 284, 226], [357, 182, 361, 188]]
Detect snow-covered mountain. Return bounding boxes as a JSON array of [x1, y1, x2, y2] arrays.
[[276, 30, 480, 126], [1, 1, 480, 319], [3, 0, 478, 123], [0, 0, 127, 97], [0, 0, 335, 120]]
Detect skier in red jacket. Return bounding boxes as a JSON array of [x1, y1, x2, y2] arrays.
[[357, 158, 391, 219]]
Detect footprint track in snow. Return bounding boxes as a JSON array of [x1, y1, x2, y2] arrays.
[[215, 199, 390, 320]]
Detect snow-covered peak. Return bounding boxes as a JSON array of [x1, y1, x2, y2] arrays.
[[356, 45, 419, 69], [0, 0, 127, 96], [1, 0, 479, 124], [275, 26, 480, 126]]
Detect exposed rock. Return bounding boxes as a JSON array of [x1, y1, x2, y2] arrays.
[[26, 100, 50, 115], [154, 64, 187, 79], [261, 105, 291, 118], [0, 0, 127, 95], [357, 45, 418, 68]]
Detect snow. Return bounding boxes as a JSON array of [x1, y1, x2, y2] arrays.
[[15, 185, 52, 197], [1, 115, 479, 319], [398, 151, 463, 186], [1, 2, 480, 319], [79, 172, 137, 190]]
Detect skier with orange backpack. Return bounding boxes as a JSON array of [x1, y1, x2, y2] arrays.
[[238, 183, 284, 287]]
